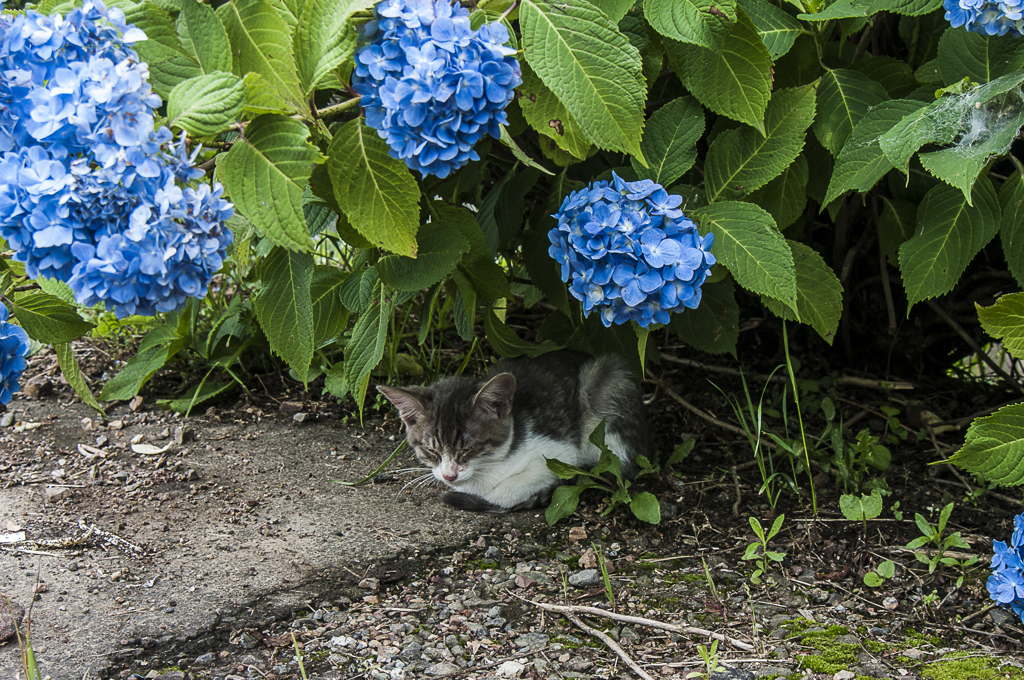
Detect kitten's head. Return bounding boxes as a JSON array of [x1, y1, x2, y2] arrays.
[[378, 374, 515, 488]]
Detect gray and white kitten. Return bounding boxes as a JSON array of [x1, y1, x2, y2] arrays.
[[377, 351, 652, 513]]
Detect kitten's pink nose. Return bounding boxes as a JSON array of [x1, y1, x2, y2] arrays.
[[443, 471, 458, 482]]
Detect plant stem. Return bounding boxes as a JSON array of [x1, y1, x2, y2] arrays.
[[783, 322, 816, 515]]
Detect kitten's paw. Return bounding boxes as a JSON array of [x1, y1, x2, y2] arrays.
[[442, 491, 509, 513]]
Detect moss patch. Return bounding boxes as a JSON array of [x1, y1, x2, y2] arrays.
[[920, 653, 1024, 680]]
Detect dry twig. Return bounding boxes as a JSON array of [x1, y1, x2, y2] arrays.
[[562, 612, 655, 680]]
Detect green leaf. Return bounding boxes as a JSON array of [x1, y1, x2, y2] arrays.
[[54, 342, 104, 414], [878, 197, 916, 267], [878, 102, 956, 176], [339, 265, 378, 313], [100, 323, 190, 401], [310, 265, 349, 346], [813, 69, 889, 157], [522, 225, 570, 317], [797, 0, 873, 20], [520, 0, 647, 161], [345, 297, 393, 420], [762, 241, 843, 344], [664, 11, 772, 133], [851, 56, 920, 99], [823, 99, 924, 206], [179, 0, 234, 75], [295, 0, 370, 94], [328, 118, 421, 257], [377, 219, 469, 291], [668, 278, 739, 356], [950, 402, 1024, 486], [546, 457, 588, 479], [937, 29, 1024, 86], [630, 492, 662, 524], [632, 96, 705, 187], [886, 0, 943, 14], [746, 154, 808, 231], [738, 0, 802, 60], [899, 177, 1000, 310], [128, 2, 202, 99], [253, 247, 315, 383], [839, 491, 883, 522], [10, 291, 94, 343], [692, 202, 798, 316], [978, 293, 1024, 361], [643, 0, 734, 50], [217, 0, 304, 111], [484, 308, 562, 358], [161, 381, 236, 414], [498, 125, 555, 176], [168, 72, 246, 136], [437, 203, 512, 303], [517, 62, 595, 161], [546, 484, 584, 525], [705, 85, 816, 202], [218, 114, 324, 252], [1000, 172, 1024, 288]]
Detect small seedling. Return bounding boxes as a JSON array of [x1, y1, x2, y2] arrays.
[[840, 489, 883, 534], [742, 514, 786, 584], [938, 554, 981, 588], [593, 542, 615, 610], [686, 639, 726, 679], [906, 502, 971, 573], [863, 560, 895, 587], [292, 632, 308, 680]]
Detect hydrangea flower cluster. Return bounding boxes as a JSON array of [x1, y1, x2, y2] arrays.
[[0, 305, 30, 405], [988, 512, 1024, 621], [548, 173, 715, 329], [0, 1, 234, 318], [944, 0, 1024, 38], [351, 0, 522, 178]]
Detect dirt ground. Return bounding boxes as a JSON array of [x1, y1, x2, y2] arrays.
[[2, 363, 1024, 680]]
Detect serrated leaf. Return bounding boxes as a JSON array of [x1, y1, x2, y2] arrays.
[[664, 11, 772, 134], [747, 154, 808, 231], [705, 85, 816, 203], [10, 291, 94, 343], [179, 0, 233, 75], [100, 324, 190, 401], [950, 402, 1024, 486], [631, 96, 704, 187], [692, 202, 798, 315], [885, 0, 943, 14], [129, 2, 202, 99], [339, 265, 378, 313], [878, 102, 957, 176], [377, 220, 469, 291], [54, 342, 104, 414], [168, 72, 246, 136], [814, 69, 889, 157], [520, 0, 647, 161], [823, 99, 924, 206], [345, 297, 392, 420], [878, 197, 916, 266], [937, 28, 1024, 86], [437, 202, 512, 302], [484, 308, 561, 358], [254, 247, 314, 382], [851, 56, 920, 98], [1000, 172, 1024, 288], [644, 0, 734, 50], [978, 293, 1024, 360], [518, 62, 592, 160], [217, 0, 304, 112], [328, 118, 421, 257], [739, 0, 802, 59], [899, 177, 1000, 310], [797, 0, 873, 20], [219, 114, 323, 252], [762, 241, 843, 344], [295, 0, 370, 94], [310, 265, 349, 346]]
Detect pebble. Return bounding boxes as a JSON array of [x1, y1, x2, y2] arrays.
[[193, 652, 215, 666], [568, 569, 602, 587], [44, 485, 73, 503], [424, 661, 460, 676], [0, 412, 13, 427]]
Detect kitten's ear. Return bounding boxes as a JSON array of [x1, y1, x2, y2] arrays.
[[472, 373, 515, 419], [377, 385, 427, 426]]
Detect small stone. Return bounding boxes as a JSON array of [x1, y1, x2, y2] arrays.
[[568, 569, 601, 587], [0, 412, 14, 427], [174, 426, 194, 445], [279, 401, 303, 414], [0, 599, 25, 642], [193, 652, 215, 666], [833, 671, 856, 680], [568, 527, 588, 542], [108, 419, 124, 430], [358, 577, 380, 591], [514, 632, 549, 649], [484, 546, 501, 560], [293, 412, 310, 423], [399, 641, 422, 661], [44, 486, 73, 503], [130, 434, 145, 445], [81, 417, 94, 431], [883, 596, 898, 610], [129, 396, 144, 411], [424, 662, 460, 677], [23, 378, 53, 399], [496, 660, 525, 677]]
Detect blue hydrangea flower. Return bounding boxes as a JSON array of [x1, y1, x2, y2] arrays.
[[548, 173, 715, 329], [352, 0, 522, 178], [0, 304, 30, 405], [944, 0, 1024, 37], [0, 0, 234, 318], [989, 513, 1024, 621]]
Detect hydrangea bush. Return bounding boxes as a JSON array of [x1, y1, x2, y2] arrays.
[[943, 0, 1024, 37], [0, 0, 233, 318], [0, 305, 29, 405], [548, 173, 714, 329], [988, 513, 1024, 621], [351, 0, 521, 178]]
